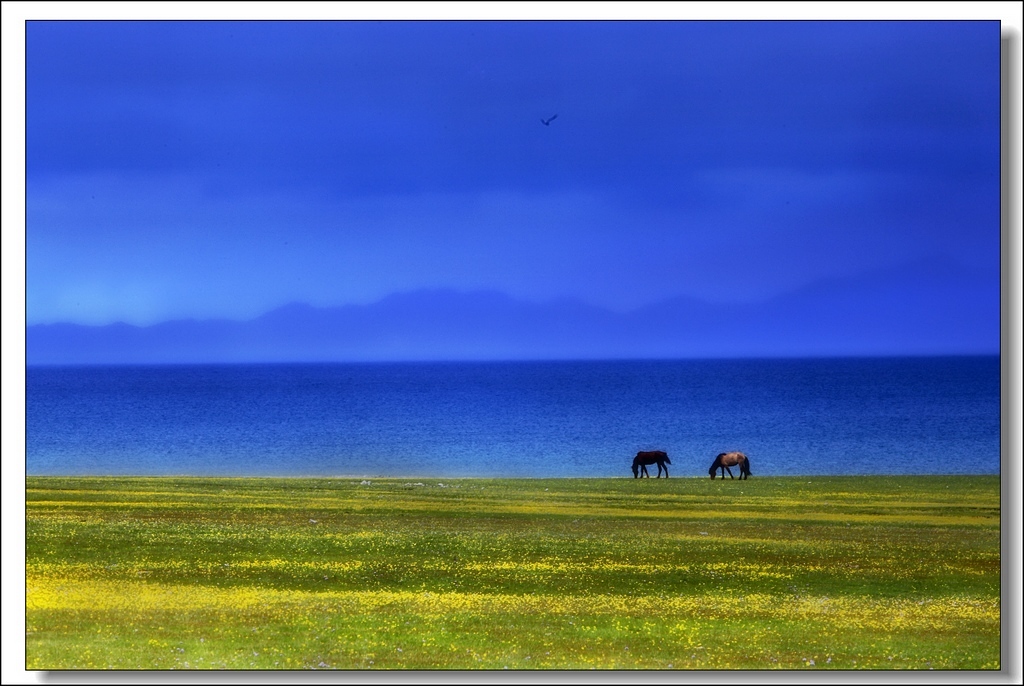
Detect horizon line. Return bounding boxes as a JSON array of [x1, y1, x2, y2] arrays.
[[25, 352, 1002, 369]]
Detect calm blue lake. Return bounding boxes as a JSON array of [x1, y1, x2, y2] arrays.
[[26, 357, 1000, 478]]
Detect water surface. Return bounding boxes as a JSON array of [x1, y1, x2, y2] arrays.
[[26, 357, 1000, 477]]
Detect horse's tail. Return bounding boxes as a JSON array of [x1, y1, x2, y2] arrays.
[[743, 456, 752, 475], [664, 454, 672, 464]]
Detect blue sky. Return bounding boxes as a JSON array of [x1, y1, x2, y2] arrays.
[[25, 19, 1001, 326]]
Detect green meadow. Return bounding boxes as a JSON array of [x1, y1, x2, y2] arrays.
[[25, 475, 1000, 670]]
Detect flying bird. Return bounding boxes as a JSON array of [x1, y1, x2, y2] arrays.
[[541, 114, 558, 126]]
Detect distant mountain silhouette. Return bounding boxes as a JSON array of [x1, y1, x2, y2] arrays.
[[26, 257, 999, 365]]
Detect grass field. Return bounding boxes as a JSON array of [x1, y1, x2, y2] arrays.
[[25, 474, 1000, 670]]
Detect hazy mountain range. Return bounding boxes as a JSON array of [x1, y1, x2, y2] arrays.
[[27, 258, 1000, 365]]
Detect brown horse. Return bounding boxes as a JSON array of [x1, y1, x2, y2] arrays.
[[632, 450, 671, 478], [709, 451, 751, 480]]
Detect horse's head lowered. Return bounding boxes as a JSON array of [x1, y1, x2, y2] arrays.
[[709, 455, 722, 479]]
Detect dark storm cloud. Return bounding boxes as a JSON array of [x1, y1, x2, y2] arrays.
[[28, 21, 998, 194], [25, 20, 1001, 328]]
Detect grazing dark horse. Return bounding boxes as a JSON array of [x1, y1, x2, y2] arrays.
[[709, 451, 751, 480], [632, 450, 671, 478]]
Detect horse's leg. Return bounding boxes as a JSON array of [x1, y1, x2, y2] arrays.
[[662, 461, 669, 478], [726, 466, 734, 479]]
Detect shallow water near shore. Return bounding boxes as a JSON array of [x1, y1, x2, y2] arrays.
[[26, 356, 1000, 478]]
